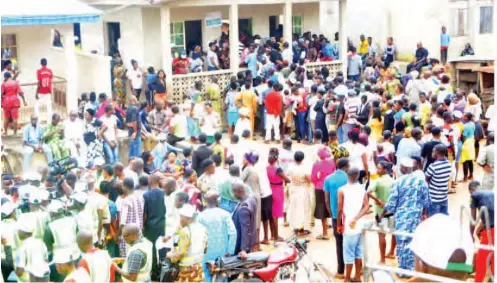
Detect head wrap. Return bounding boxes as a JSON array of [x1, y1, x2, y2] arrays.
[[317, 146, 332, 160], [244, 151, 259, 165], [467, 93, 481, 105]]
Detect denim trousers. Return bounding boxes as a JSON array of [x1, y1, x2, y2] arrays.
[[128, 136, 142, 158], [297, 111, 307, 140], [103, 141, 119, 164], [428, 200, 449, 217]]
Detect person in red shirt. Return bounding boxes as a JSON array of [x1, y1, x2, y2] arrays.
[[294, 85, 308, 143], [1, 72, 26, 135], [264, 83, 283, 143], [76, 231, 115, 283], [35, 58, 53, 123]]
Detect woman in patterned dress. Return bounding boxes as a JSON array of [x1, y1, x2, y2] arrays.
[[83, 108, 106, 167], [43, 113, 70, 161], [113, 58, 127, 108], [287, 150, 313, 235]]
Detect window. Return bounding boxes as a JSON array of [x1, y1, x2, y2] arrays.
[[1, 34, 18, 70], [170, 22, 185, 53], [292, 15, 302, 36], [450, 8, 468, 36], [480, 6, 493, 34]]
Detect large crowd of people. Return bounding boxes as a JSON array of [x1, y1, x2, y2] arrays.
[[1, 26, 495, 283]]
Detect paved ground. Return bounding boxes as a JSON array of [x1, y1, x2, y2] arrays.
[[231, 137, 481, 282]]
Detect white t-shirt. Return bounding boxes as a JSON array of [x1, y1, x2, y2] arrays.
[[345, 97, 361, 125], [170, 114, 187, 138], [308, 95, 319, 121], [340, 183, 366, 235], [201, 112, 220, 136], [127, 68, 143, 90], [100, 115, 118, 142], [379, 142, 395, 158], [486, 105, 496, 133], [343, 141, 366, 171], [234, 118, 251, 137], [207, 50, 219, 68]]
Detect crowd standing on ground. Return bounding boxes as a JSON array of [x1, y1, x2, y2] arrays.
[[0, 27, 495, 283]]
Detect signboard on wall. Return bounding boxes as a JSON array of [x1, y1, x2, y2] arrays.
[[205, 12, 222, 28]]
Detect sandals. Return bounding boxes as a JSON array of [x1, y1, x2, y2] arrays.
[[316, 235, 330, 240]]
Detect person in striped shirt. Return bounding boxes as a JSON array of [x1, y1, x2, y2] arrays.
[[425, 144, 452, 216]]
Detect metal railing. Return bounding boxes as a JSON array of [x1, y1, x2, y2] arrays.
[[18, 76, 67, 124], [361, 206, 494, 282]]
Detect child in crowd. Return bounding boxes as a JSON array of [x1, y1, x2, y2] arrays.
[[161, 151, 182, 178]]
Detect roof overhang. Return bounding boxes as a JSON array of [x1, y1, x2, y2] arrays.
[[1, 0, 102, 26]]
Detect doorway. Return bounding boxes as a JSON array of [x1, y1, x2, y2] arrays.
[[269, 16, 283, 40], [185, 20, 202, 54], [239, 18, 253, 38], [106, 22, 121, 56]]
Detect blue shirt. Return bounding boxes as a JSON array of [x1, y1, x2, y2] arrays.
[[440, 33, 451, 47], [384, 174, 430, 240], [324, 170, 348, 219], [394, 109, 406, 125], [198, 207, 237, 261], [245, 53, 258, 77], [23, 124, 43, 146], [225, 91, 239, 112], [322, 43, 339, 59], [146, 74, 157, 86]]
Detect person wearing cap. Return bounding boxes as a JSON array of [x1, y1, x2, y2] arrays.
[[25, 259, 50, 282], [76, 231, 114, 282], [15, 220, 49, 283], [70, 192, 99, 245], [52, 248, 91, 283], [167, 204, 207, 282], [380, 157, 429, 273], [44, 200, 79, 261], [233, 108, 252, 139], [17, 190, 50, 240], [408, 214, 474, 281], [1, 201, 19, 282], [172, 50, 190, 75], [198, 191, 237, 281]]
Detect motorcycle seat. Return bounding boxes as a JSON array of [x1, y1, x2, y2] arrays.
[[221, 252, 270, 269]]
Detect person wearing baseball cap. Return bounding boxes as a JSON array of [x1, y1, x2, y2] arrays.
[[408, 214, 474, 281], [25, 259, 50, 282], [166, 204, 207, 282], [15, 220, 49, 283], [379, 157, 430, 274], [52, 248, 91, 283]]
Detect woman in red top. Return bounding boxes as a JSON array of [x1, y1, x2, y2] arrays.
[[172, 51, 190, 75], [1, 72, 26, 135]]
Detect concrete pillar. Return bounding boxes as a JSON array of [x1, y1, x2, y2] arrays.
[[229, 3, 240, 74], [283, 0, 292, 43], [338, 0, 348, 78], [160, 6, 173, 86], [64, 33, 78, 113], [467, 0, 479, 52]]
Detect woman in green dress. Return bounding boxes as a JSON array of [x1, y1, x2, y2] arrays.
[[43, 113, 70, 161]]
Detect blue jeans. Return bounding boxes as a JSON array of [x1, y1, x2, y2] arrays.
[[338, 124, 354, 143], [208, 66, 217, 71], [297, 111, 307, 140], [128, 136, 142, 159], [349, 74, 360, 81], [103, 142, 119, 164], [428, 200, 448, 217]]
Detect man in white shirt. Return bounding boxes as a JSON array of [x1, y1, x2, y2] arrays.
[[281, 42, 293, 65], [337, 167, 368, 283], [127, 59, 143, 100], [101, 104, 119, 164], [64, 110, 85, 166], [200, 102, 221, 143], [167, 105, 187, 145]]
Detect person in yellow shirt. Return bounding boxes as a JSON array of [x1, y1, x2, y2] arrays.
[[418, 92, 432, 126], [359, 34, 369, 56], [368, 108, 384, 143], [235, 81, 258, 138]]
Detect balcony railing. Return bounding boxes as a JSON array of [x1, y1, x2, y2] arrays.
[[18, 76, 67, 125], [171, 60, 342, 101]]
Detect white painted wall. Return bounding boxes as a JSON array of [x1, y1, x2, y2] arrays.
[[342, 0, 495, 60], [80, 21, 106, 54], [1, 25, 111, 103], [142, 7, 163, 68]]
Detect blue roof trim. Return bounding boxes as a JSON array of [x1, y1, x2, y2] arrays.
[[1, 14, 100, 26]]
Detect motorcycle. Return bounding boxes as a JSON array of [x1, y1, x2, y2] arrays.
[[208, 230, 313, 282]]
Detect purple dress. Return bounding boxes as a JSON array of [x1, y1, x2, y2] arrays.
[[267, 165, 284, 218]]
